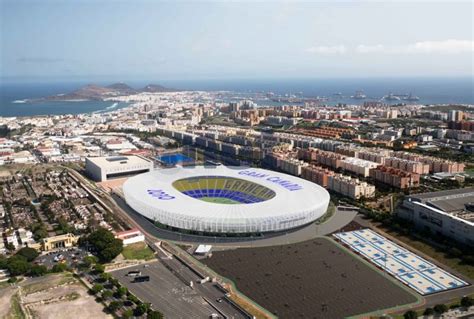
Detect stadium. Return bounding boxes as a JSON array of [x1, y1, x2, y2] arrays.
[[122, 166, 330, 234]]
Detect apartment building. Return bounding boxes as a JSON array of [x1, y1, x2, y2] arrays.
[[393, 152, 465, 173], [301, 165, 333, 188], [384, 157, 430, 175], [370, 166, 420, 189], [328, 174, 375, 199], [340, 157, 379, 177]]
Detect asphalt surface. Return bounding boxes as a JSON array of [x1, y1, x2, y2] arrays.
[[36, 248, 88, 269], [111, 261, 218, 319]]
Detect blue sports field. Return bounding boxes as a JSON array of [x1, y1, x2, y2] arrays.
[[158, 153, 194, 165]]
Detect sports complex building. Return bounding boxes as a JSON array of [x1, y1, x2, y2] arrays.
[[122, 166, 330, 234]]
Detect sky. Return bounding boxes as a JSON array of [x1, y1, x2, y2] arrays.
[[1, 0, 473, 82]]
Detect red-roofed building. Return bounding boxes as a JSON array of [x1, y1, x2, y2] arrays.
[[114, 228, 145, 246]]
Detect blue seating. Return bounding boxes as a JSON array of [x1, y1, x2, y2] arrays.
[[181, 189, 267, 204]]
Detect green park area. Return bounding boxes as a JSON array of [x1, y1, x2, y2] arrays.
[[122, 242, 155, 261]]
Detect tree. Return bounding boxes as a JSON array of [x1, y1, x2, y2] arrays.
[[461, 296, 473, 308], [16, 247, 39, 262], [403, 310, 417, 319], [99, 272, 111, 283], [115, 286, 128, 298], [134, 303, 149, 316], [147, 310, 164, 319], [52, 263, 68, 273], [434, 304, 448, 314], [423, 308, 434, 316], [0, 256, 8, 269], [102, 290, 113, 298], [6, 255, 30, 276], [94, 264, 105, 273], [81, 256, 98, 268], [90, 284, 104, 295], [83, 228, 123, 263], [107, 300, 123, 313], [127, 294, 139, 304], [121, 309, 133, 319], [29, 264, 47, 277]]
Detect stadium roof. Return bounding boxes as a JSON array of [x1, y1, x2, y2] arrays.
[[122, 166, 330, 233]]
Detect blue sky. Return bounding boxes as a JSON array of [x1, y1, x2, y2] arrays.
[[1, 0, 473, 82]]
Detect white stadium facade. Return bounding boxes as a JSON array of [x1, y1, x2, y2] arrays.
[[123, 166, 330, 234]]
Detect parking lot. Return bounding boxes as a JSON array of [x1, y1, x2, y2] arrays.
[[111, 261, 218, 319], [36, 248, 89, 269]]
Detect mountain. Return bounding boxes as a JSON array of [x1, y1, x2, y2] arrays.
[[40, 83, 179, 101], [107, 82, 137, 94], [141, 84, 180, 93]]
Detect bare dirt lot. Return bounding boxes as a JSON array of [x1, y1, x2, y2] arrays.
[[0, 285, 17, 318], [0, 273, 111, 319], [203, 237, 418, 319]]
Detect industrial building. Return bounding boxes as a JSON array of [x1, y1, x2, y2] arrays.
[[85, 155, 154, 182], [399, 188, 474, 246]]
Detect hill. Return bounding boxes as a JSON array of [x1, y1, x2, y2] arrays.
[[41, 82, 179, 101]]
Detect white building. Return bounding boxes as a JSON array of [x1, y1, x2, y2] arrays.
[[85, 155, 154, 182], [399, 188, 474, 246], [114, 229, 146, 246]]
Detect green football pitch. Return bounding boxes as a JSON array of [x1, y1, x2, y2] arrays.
[[199, 197, 241, 204]]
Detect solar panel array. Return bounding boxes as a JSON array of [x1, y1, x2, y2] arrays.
[[334, 229, 469, 295]]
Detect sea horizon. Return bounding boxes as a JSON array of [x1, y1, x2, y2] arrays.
[[1, 77, 473, 117]]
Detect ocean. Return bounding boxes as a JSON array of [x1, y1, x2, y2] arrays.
[[1, 77, 473, 117], [0, 82, 129, 117]]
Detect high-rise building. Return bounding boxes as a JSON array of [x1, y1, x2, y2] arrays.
[[448, 110, 464, 122]]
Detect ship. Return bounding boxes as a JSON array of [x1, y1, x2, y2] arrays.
[[383, 92, 401, 101], [403, 92, 420, 101], [351, 90, 367, 99]]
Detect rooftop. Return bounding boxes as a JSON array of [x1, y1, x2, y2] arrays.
[[86, 155, 152, 168], [409, 188, 474, 213]]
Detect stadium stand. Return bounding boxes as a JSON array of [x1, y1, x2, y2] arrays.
[[172, 176, 276, 204]]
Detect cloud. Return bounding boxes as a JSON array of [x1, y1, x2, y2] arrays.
[[355, 44, 386, 54], [406, 40, 474, 54], [356, 40, 474, 54], [305, 45, 347, 54], [17, 57, 64, 63]]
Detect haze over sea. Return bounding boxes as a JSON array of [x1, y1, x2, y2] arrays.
[[0, 77, 473, 117]]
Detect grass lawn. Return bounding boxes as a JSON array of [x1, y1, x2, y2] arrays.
[[380, 226, 474, 279], [465, 167, 474, 177], [200, 197, 240, 204], [121, 242, 155, 260]]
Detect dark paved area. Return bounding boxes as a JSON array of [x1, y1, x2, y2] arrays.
[[111, 261, 217, 319], [36, 247, 88, 269], [202, 237, 418, 319]]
